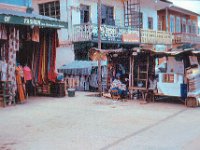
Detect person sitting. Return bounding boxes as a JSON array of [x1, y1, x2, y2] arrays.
[[110, 74, 128, 98], [146, 75, 157, 102]]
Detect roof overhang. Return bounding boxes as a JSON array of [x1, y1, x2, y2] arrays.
[[0, 9, 68, 29], [169, 6, 200, 16]]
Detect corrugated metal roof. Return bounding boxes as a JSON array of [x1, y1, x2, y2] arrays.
[[58, 61, 107, 76], [59, 61, 107, 70], [0, 9, 60, 21]]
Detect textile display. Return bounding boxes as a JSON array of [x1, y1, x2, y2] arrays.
[[7, 27, 19, 96], [16, 66, 26, 102], [89, 73, 98, 88], [23, 66, 32, 81], [0, 43, 7, 61], [37, 29, 58, 85], [0, 25, 8, 40], [32, 27, 40, 42], [0, 60, 7, 81]]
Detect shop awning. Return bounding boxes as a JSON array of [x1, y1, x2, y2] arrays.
[[58, 61, 107, 75], [0, 9, 68, 28]]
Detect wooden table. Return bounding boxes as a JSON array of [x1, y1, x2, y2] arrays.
[[129, 86, 148, 101]]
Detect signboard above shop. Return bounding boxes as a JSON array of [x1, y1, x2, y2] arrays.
[[0, 10, 68, 28], [122, 33, 140, 43]]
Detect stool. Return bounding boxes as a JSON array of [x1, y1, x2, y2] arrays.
[[110, 89, 121, 100]]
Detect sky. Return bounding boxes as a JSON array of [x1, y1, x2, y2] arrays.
[[169, 0, 200, 26]]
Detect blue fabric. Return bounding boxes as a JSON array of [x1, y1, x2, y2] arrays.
[[48, 32, 52, 72], [111, 87, 128, 96]]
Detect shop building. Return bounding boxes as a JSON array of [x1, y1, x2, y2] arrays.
[[158, 5, 200, 45], [0, 0, 68, 106]]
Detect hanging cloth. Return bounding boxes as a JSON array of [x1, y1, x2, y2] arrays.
[[7, 27, 18, 96], [48, 30, 58, 82], [38, 33, 43, 84], [16, 66, 26, 102]]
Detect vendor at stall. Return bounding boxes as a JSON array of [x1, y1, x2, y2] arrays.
[[110, 74, 128, 98]]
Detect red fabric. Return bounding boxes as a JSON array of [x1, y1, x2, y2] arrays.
[[38, 33, 44, 84], [48, 30, 58, 82], [23, 66, 32, 81]]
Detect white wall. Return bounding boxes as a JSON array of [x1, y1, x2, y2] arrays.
[[67, 0, 124, 38], [56, 45, 74, 69], [141, 5, 158, 30]]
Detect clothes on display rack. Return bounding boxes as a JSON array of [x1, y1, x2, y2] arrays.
[[32, 27, 39, 42], [0, 60, 7, 81], [37, 30, 58, 84], [0, 25, 8, 40], [7, 27, 19, 97], [89, 72, 98, 90], [16, 66, 26, 102], [23, 65, 32, 81]]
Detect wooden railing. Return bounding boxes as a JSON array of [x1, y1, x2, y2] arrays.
[[173, 33, 200, 44], [73, 24, 173, 45]]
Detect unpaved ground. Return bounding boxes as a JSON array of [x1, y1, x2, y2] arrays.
[[0, 92, 200, 150]]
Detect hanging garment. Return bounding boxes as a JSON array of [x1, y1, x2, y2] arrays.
[[48, 30, 58, 82], [16, 66, 26, 102], [0, 60, 2, 72], [23, 66, 32, 81], [0, 25, 8, 40], [1, 61, 7, 81], [32, 27, 40, 42], [7, 27, 18, 96]]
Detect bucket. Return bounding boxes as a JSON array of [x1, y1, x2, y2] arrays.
[[68, 88, 75, 97]]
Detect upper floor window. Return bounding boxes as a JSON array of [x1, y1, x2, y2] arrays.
[[182, 18, 186, 33], [170, 15, 175, 33], [101, 5, 114, 25], [191, 21, 197, 34], [80, 5, 90, 23], [187, 20, 192, 33], [39, 1, 60, 19], [176, 17, 181, 33], [148, 17, 153, 30]]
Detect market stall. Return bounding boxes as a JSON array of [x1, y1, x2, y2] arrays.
[[0, 9, 67, 107], [58, 61, 107, 91], [89, 48, 131, 91], [129, 45, 200, 107]]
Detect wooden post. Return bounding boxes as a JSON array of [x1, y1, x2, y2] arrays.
[[98, 0, 102, 95]]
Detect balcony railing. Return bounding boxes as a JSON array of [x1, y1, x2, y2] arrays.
[[173, 33, 200, 44], [141, 29, 172, 45], [73, 23, 139, 43], [73, 23, 173, 45]]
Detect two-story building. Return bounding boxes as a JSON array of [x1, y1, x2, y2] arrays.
[[32, 0, 174, 91], [32, 0, 173, 68], [158, 5, 200, 45]]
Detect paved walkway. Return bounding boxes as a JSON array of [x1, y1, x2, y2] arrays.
[[0, 92, 200, 150]]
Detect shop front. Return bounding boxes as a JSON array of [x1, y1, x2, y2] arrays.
[[0, 9, 68, 107]]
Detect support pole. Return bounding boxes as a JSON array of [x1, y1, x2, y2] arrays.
[[98, 0, 102, 95]]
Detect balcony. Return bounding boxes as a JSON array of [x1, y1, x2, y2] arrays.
[[73, 23, 173, 45], [73, 23, 139, 43], [173, 33, 200, 44]]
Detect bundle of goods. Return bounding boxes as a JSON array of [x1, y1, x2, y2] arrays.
[[186, 68, 200, 93]]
